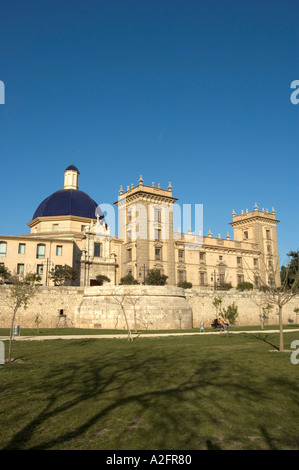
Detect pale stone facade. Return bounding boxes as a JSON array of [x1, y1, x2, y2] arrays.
[[0, 165, 280, 290]]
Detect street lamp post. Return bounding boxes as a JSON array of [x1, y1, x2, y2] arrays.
[[211, 270, 220, 291], [139, 264, 148, 285]]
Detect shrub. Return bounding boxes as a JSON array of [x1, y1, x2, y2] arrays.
[[95, 274, 111, 286], [119, 273, 139, 285], [145, 269, 168, 286], [237, 281, 254, 291], [177, 281, 193, 289], [218, 282, 232, 291]]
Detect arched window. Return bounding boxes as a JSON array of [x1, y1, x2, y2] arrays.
[[36, 244, 46, 259], [0, 242, 7, 257]]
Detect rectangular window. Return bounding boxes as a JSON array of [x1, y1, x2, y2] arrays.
[[244, 231, 248, 239], [237, 274, 244, 284], [52, 224, 59, 231], [237, 257, 242, 266], [127, 248, 132, 261], [253, 258, 258, 268], [18, 243, 26, 254], [94, 243, 101, 257], [178, 249, 184, 260], [268, 275, 274, 287], [155, 248, 162, 260], [200, 272, 205, 286], [56, 245, 63, 256], [36, 264, 43, 276], [36, 244, 45, 259], [199, 252, 205, 261], [0, 242, 7, 258], [17, 263, 24, 275], [266, 229, 271, 240], [178, 270, 186, 283], [155, 228, 161, 241], [154, 208, 162, 223]]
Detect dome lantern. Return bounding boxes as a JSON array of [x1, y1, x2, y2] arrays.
[[64, 164, 80, 190]]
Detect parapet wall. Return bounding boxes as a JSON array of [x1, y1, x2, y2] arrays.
[[0, 285, 298, 330]]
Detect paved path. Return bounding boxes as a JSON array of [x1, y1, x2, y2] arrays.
[[1, 328, 299, 341]]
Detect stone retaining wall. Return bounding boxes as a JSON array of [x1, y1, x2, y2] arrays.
[[0, 286, 84, 329], [0, 285, 298, 330], [186, 289, 299, 327], [76, 285, 193, 330]]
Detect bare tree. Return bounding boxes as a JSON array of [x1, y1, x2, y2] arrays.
[[246, 254, 299, 352], [250, 295, 273, 329], [109, 287, 134, 341], [126, 293, 141, 333], [108, 286, 145, 340]]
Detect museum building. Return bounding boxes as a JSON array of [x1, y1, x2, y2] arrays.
[[0, 165, 280, 289]]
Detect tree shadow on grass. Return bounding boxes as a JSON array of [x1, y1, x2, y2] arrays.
[[240, 333, 279, 351], [2, 339, 298, 450]]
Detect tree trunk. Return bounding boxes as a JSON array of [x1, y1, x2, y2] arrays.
[[278, 305, 284, 352], [8, 305, 18, 362], [121, 305, 133, 341], [133, 305, 137, 333]]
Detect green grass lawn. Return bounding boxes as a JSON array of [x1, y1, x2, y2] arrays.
[[1, 331, 299, 450], [1, 323, 298, 337]]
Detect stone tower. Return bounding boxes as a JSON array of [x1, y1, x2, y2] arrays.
[[230, 204, 280, 286], [114, 177, 178, 284]]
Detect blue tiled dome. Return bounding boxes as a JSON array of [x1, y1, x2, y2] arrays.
[[32, 189, 100, 220]]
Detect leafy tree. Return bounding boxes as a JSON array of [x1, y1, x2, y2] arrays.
[[220, 302, 239, 326], [119, 273, 139, 285], [0, 265, 11, 283], [212, 296, 239, 326], [95, 274, 111, 286], [49, 264, 78, 286], [145, 269, 168, 286], [212, 296, 223, 317], [281, 251, 299, 291], [7, 273, 40, 362]]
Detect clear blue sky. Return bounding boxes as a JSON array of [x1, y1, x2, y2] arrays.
[[0, 0, 298, 263]]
